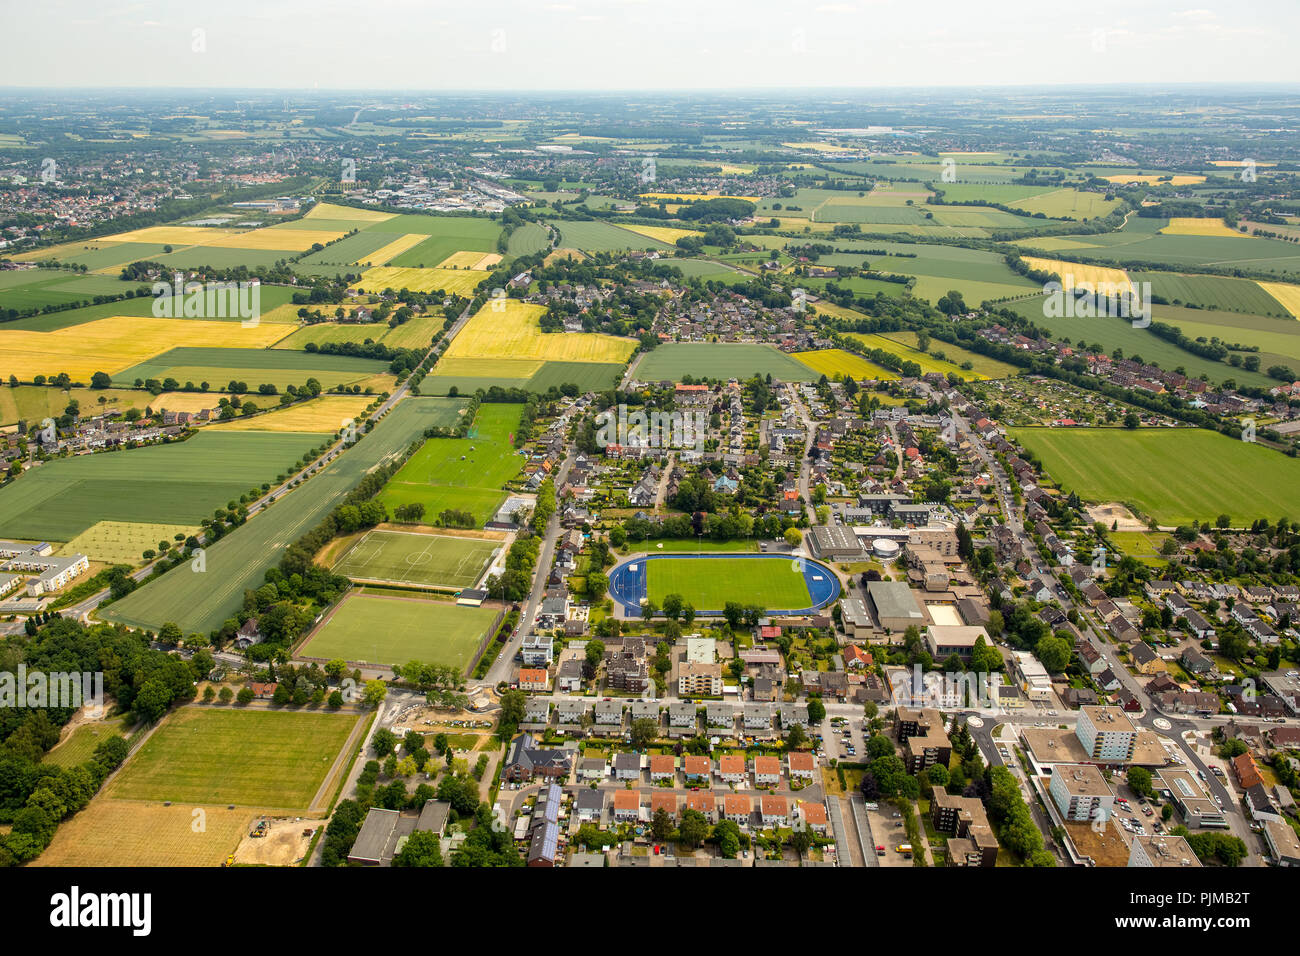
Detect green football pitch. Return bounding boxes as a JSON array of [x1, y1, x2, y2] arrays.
[[646, 556, 812, 611], [300, 593, 499, 671], [332, 529, 498, 589]]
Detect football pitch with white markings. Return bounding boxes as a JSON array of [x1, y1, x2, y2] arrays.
[[331, 529, 499, 589]]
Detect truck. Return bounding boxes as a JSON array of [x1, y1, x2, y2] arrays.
[[895, 844, 913, 855]]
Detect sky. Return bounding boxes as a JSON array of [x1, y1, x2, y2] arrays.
[[2, 0, 1299, 90]]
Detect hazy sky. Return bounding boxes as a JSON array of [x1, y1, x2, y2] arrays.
[[3, 0, 1299, 89]]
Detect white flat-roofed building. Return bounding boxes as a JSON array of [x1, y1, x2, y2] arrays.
[[1077, 706, 1137, 762], [1048, 763, 1115, 821]]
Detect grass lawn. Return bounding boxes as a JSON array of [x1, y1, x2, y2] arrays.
[[43, 717, 129, 768], [301, 592, 499, 671], [332, 529, 499, 588], [1010, 426, 1300, 526], [108, 707, 359, 809], [378, 403, 524, 526], [635, 538, 759, 553], [646, 557, 812, 611]]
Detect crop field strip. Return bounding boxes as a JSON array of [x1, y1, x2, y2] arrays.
[[0, 429, 327, 541], [101, 396, 469, 634]]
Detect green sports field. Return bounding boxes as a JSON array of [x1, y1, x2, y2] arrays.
[[0, 430, 326, 541], [107, 707, 359, 809], [378, 403, 525, 526], [634, 343, 816, 382], [101, 397, 469, 634], [301, 592, 499, 671], [332, 529, 498, 588], [1010, 426, 1300, 526], [646, 557, 812, 611]]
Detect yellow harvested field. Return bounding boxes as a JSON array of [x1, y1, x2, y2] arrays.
[[436, 250, 502, 270], [209, 394, 375, 433], [99, 226, 250, 245], [359, 266, 488, 295], [617, 223, 704, 244], [356, 233, 428, 266], [305, 201, 395, 222], [1208, 160, 1277, 168], [793, 348, 897, 381], [60, 521, 200, 565], [33, 799, 260, 867], [435, 356, 545, 378], [781, 142, 853, 153], [1019, 256, 1133, 294], [638, 192, 760, 203], [0, 316, 287, 380], [545, 248, 587, 266], [446, 301, 636, 364], [1102, 174, 1207, 186], [1258, 282, 1300, 320], [1160, 218, 1246, 238], [11, 239, 123, 263], [204, 227, 348, 250], [378, 314, 442, 350]]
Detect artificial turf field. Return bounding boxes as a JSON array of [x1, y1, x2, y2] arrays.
[[300, 592, 499, 671], [646, 556, 813, 611], [332, 529, 498, 588], [107, 707, 359, 809], [1009, 426, 1300, 526]]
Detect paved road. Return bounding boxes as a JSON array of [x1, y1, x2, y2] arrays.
[[786, 383, 818, 523], [482, 445, 575, 686]]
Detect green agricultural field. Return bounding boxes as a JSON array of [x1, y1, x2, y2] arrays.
[[60, 520, 199, 565], [506, 222, 550, 257], [0, 430, 325, 541], [845, 332, 997, 379], [1009, 427, 1300, 526], [112, 346, 388, 390], [1005, 297, 1276, 389], [1132, 272, 1292, 317], [378, 403, 525, 526], [556, 220, 673, 253], [0, 269, 131, 311], [332, 529, 499, 588], [634, 343, 816, 382], [1108, 530, 1172, 568], [107, 707, 359, 809], [1013, 230, 1300, 277], [646, 557, 812, 611], [297, 230, 403, 266], [301, 592, 499, 671], [872, 331, 1020, 379], [421, 359, 624, 396], [383, 216, 503, 268], [101, 397, 469, 634]]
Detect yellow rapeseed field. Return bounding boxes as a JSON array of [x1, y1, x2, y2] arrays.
[[445, 301, 636, 364], [1160, 218, 1246, 238], [304, 201, 395, 223], [638, 192, 761, 203], [359, 266, 488, 295], [209, 394, 375, 433], [1258, 282, 1300, 320], [793, 349, 898, 381], [1019, 256, 1134, 294], [1102, 174, 1207, 186], [0, 316, 286, 380], [203, 226, 348, 250], [98, 225, 250, 245], [355, 233, 427, 266], [436, 250, 499, 269], [616, 223, 704, 244]]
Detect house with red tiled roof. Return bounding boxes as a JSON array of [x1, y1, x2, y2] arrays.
[[797, 801, 828, 833], [686, 791, 717, 821], [649, 754, 676, 781], [650, 791, 679, 818], [787, 751, 816, 780], [723, 794, 752, 824], [760, 795, 789, 827], [843, 644, 873, 669], [683, 755, 711, 781], [718, 754, 745, 784], [613, 789, 642, 822], [753, 755, 782, 786], [1234, 752, 1264, 790]]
